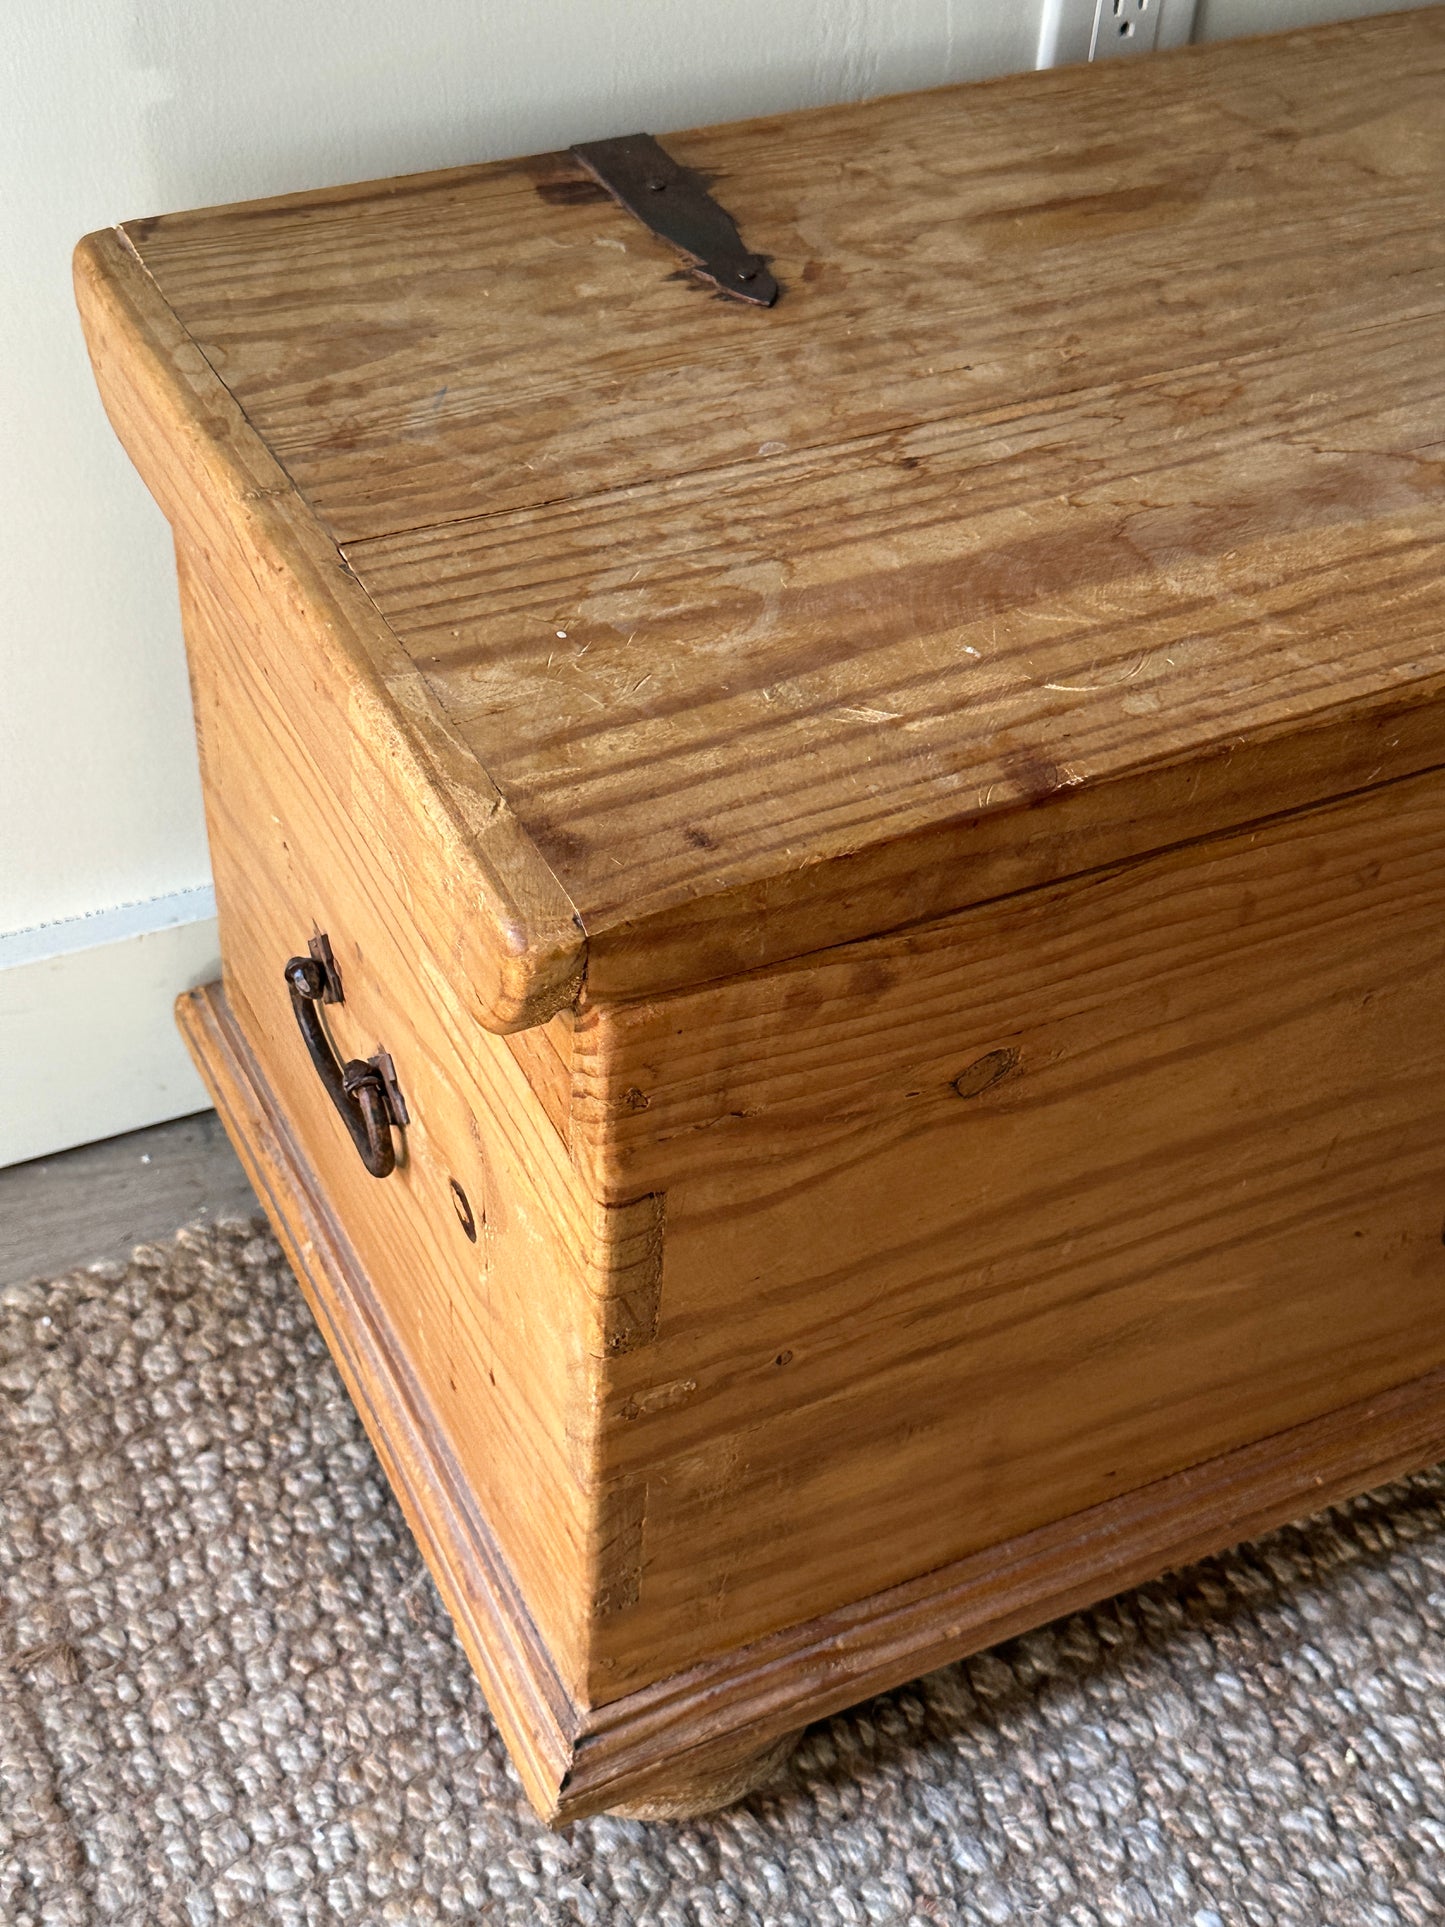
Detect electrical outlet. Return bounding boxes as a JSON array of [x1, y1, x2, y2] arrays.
[[1036, 0, 1196, 69]]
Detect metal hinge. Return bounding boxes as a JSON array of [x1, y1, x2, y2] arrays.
[[569, 133, 779, 307]]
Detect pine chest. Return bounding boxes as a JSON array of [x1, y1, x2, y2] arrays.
[[78, 9, 1445, 1823]]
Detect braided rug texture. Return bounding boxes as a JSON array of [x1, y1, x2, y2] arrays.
[[3, 1222, 1445, 1927]]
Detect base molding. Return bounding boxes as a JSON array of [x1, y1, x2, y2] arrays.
[[180, 979, 1445, 1824]]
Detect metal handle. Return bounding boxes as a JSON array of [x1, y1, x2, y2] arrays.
[[285, 954, 397, 1178]]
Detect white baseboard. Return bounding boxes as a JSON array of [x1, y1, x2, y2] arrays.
[[0, 888, 219, 1167]]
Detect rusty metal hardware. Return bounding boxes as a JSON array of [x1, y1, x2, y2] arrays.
[[569, 133, 779, 307], [306, 930, 343, 1003], [285, 946, 405, 1179]]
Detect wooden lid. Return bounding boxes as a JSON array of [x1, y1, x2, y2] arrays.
[[78, 11, 1445, 1025]]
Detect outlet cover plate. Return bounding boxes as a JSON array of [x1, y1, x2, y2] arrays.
[[1037, 0, 1197, 68]]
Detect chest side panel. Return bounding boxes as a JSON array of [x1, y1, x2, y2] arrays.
[[574, 767, 1445, 1697], [174, 538, 603, 1697]]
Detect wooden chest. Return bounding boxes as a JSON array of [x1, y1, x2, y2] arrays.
[[77, 10, 1445, 1823]]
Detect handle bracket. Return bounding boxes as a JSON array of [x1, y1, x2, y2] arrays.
[[285, 944, 403, 1179]]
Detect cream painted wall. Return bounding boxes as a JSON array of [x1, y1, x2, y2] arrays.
[[0, 0, 1434, 1160]]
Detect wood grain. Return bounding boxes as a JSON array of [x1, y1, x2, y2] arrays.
[[170, 974, 1445, 1819], [573, 765, 1445, 1694], [567, 1356, 1445, 1817], [123, 14, 1445, 541], [109, 12, 1445, 999], [354, 313, 1445, 992]]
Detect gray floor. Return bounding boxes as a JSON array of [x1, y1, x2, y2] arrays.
[[0, 1111, 260, 1291]]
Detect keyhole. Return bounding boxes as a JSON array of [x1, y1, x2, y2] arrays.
[[450, 1178, 477, 1242]]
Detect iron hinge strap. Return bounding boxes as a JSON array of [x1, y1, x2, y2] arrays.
[[569, 132, 779, 307]]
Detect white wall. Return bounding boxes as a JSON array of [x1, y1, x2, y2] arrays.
[[1195, 0, 1429, 34], [0, 0, 1432, 1163]]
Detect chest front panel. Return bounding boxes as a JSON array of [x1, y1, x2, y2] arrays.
[[577, 769, 1445, 1692]]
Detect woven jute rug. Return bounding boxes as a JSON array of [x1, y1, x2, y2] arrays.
[[4, 1222, 1445, 1927]]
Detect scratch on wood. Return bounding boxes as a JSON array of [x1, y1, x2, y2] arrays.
[[595, 1190, 666, 1356], [593, 1475, 647, 1617]]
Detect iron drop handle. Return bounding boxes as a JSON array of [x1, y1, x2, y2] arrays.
[[284, 953, 398, 1179]]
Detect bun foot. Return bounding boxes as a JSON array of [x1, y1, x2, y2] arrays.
[[605, 1728, 803, 1821]]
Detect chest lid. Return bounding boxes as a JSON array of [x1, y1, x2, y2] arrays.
[[78, 10, 1445, 1027]]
